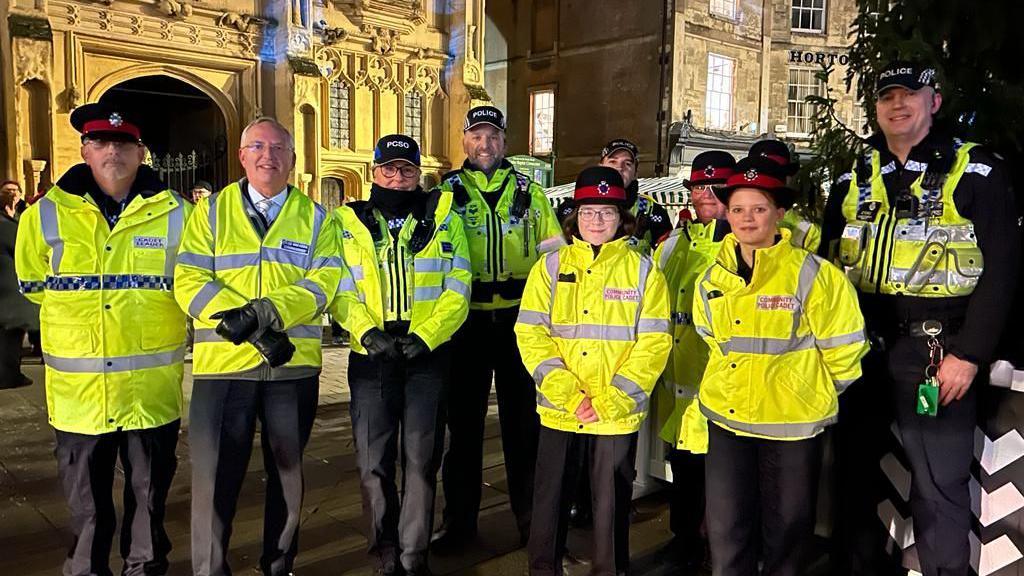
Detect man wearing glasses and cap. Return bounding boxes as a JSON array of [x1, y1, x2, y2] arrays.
[[433, 105, 563, 552], [822, 61, 1019, 576], [600, 139, 673, 254], [15, 102, 191, 575]]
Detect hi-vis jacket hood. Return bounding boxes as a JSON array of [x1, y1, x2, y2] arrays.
[[515, 236, 671, 435], [693, 229, 868, 442]]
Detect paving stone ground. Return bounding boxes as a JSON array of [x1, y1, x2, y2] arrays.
[[0, 345, 689, 576]]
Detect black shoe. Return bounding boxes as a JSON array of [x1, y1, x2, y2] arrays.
[[404, 568, 432, 576], [376, 555, 402, 576], [0, 374, 32, 389], [430, 526, 475, 556]]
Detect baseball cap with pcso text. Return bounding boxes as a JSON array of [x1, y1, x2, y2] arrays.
[[464, 105, 506, 131], [876, 60, 938, 95], [373, 134, 421, 166]]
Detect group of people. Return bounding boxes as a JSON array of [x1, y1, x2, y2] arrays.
[[7, 57, 1016, 576]]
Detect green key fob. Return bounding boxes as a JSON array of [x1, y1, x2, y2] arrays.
[[916, 378, 939, 417]]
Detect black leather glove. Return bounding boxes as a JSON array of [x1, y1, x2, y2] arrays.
[[211, 304, 260, 345], [251, 330, 295, 368], [398, 334, 429, 361], [361, 328, 399, 362]]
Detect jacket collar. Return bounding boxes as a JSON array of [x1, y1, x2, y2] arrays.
[[55, 163, 167, 199], [866, 129, 954, 169], [715, 228, 794, 275], [568, 235, 630, 264], [459, 158, 515, 191]]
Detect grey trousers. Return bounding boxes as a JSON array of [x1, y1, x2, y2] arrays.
[[188, 376, 319, 576], [55, 419, 180, 576], [348, 346, 448, 572]]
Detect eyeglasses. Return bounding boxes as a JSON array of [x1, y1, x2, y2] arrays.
[[578, 207, 619, 221], [242, 142, 292, 155], [83, 139, 140, 151], [377, 164, 420, 179], [690, 185, 718, 196]]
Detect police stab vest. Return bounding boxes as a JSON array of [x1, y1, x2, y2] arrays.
[[838, 141, 983, 298]]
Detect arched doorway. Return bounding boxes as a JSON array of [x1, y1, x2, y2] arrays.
[[320, 177, 344, 212], [99, 75, 229, 194]]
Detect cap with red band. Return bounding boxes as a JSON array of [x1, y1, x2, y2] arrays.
[[714, 155, 796, 209], [70, 103, 143, 143], [748, 139, 798, 176], [574, 166, 627, 206], [683, 150, 736, 189]]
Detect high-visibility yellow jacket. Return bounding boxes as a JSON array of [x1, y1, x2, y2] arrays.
[[174, 181, 341, 380], [440, 160, 564, 310], [15, 164, 191, 434], [515, 236, 672, 435], [836, 141, 982, 297], [328, 191, 471, 353], [693, 229, 868, 441], [779, 209, 821, 253]]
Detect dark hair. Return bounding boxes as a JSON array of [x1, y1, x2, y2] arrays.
[[0, 180, 20, 190], [561, 204, 637, 243]]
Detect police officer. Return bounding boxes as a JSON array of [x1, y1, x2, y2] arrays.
[[15, 103, 191, 576], [331, 135, 471, 575], [600, 139, 673, 253], [652, 150, 736, 567], [175, 117, 341, 576], [748, 139, 821, 252], [433, 105, 563, 551], [821, 61, 1019, 576]]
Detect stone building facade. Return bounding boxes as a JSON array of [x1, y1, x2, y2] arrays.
[[486, 0, 864, 184], [1, 0, 488, 208]]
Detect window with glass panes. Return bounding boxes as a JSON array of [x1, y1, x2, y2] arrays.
[[787, 68, 825, 134], [403, 92, 423, 144], [705, 54, 735, 130], [791, 0, 826, 32], [328, 79, 351, 149], [530, 89, 555, 155], [710, 0, 736, 19]]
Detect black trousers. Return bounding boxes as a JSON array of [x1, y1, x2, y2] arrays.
[[189, 376, 319, 576], [441, 307, 539, 540], [0, 327, 26, 387], [838, 334, 977, 576], [705, 423, 822, 576], [348, 346, 448, 571], [55, 419, 180, 576], [528, 428, 637, 576], [668, 449, 706, 554]]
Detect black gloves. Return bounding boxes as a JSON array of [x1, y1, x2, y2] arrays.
[[252, 330, 295, 368], [211, 303, 260, 345], [398, 334, 429, 361], [361, 328, 399, 362]]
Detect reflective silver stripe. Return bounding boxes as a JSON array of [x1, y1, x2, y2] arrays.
[[215, 253, 261, 270], [637, 318, 671, 334], [658, 231, 682, 269], [349, 265, 365, 281], [817, 330, 867, 349], [537, 392, 562, 411], [414, 258, 452, 273], [904, 160, 928, 172], [793, 254, 821, 336], [611, 374, 648, 414], [453, 256, 472, 272], [165, 199, 185, 278], [700, 403, 836, 439], [516, 310, 551, 327], [544, 251, 560, 309], [444, 277, 471, 300], [879, 162, 896, 175], [309, 205, 326, 269], [189, 281, 223, 317], [964, 162, 992, 177], [207, 191, 219, 249], [43, 347, 186, 373], [533, 357, 567, 384], [892, 223, 976, 242], [698, 267, 715, 334], [178, 252, 215, 270], [263, 247, 308, 268], [695, 325, 713, 339], [719, 335, 815, 355], [39, 197, 63, 275], [550, 324, 636, 341], [790, 220, 810, 248], [834, 378, 857, 393], [636, 256, 652, 328], [192, 328, 223, 343], [836, 172, 853, 184], [336, 276, 357, 295], [297, 279, 328, 311], [311, 256, 343, 269], [414, 285, 443, 302], [537, 234, 567, 254], [288, 324, 323, 339]]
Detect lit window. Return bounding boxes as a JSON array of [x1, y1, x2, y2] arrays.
[[710, 0, 736, 19], [328, 79, 351, 149], [705, 54, 735, 130], [403, 92, 423, 145], [851, 103, 870, 135], [787, 68, 825, 134], [530, 89, 555, 156], [792, 0, 826, 32]]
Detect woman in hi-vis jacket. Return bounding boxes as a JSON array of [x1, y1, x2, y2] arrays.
[[515, 166, 671, 576]]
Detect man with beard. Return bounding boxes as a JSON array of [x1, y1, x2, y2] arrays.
[[331, 134, 470, 575], [15, 103, 191, 575], [433, 105, 563, 552]]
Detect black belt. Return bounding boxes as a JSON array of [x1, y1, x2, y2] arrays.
[[471, 278, 527, 303], [896, 317, 964, 337]]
